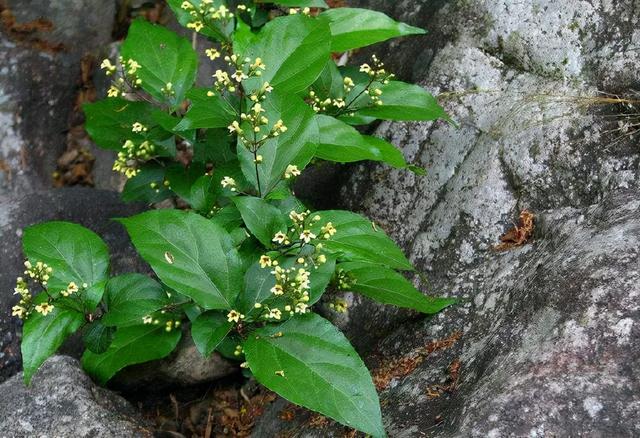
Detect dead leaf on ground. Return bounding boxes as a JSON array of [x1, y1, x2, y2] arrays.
[[494, 210, 535, 251], [0, 0, 65, 52]]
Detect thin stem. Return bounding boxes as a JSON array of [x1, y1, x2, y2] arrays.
[[252, 131, 262, 197]]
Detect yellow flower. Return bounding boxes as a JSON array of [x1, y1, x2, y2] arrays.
[[11, 305, 26, 319], [272, 231, 288, 245], [299, 230, 317, 244], [205, 48, 220, 60], [270, 284, 284, 296], [321, 222, 337, 239], [35, 302, 54, 316], [268, 308, 282, 320], [259, 255, 272, 268], [284, 165, 300, 179], [227, 310, 244, 323], [221, 176, 237, 191], [131, 122, 147, 133]]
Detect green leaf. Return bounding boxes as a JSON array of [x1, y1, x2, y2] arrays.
[[191, 311, 233, 357], [102, 274, 169, 327], [83, 321, 116, 354], [22, 306, 84, 384], [193, 128, 236, 164], [240, 14, 331, 94], [321, 8, 425, 52], [312, 60, 344, 100], [339, 262, 455, 313], [121, 164, 172, 204], [119, 210, 244, 310], [316, 115, 407, 168], [84, 99, 153, 151], [358, 81, 449, 122], [82, 324, 182, 385], [232, 197, 287, 247], [238, 91, 318, 195], [23, 221, 110, 294], [121, 19, 198, 107], [311, 211, 413, 270], [174, 88, 238, 130], [244, 313, 385, 437]]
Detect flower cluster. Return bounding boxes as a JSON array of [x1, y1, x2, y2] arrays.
[[334, 268, 356, 291], [329, 298, 349, 313], [112, 139, 155, 178], [101, 57, 142, 98], [181, 1, 234, 33], [12, 261, 56, 319], [359, 54, 395, 106], [209, 56, 266, 95], [142, 314, 181, 332], [271, 211, 336, 249], [288, 7, 311, 15], [307, 90, 348, 113]]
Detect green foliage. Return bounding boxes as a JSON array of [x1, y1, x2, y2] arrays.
[[244, 313, 385, 437], [14, 4, 454, 436], [321, 7, 425, 52]]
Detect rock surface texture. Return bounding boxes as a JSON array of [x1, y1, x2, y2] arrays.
[[254, 0, 640, 436], [0, 0, 116, 194], [0, 188, 147, 382], [0, 355, 150, 437]]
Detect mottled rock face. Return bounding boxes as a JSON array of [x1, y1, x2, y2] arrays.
[[0, 355, 150, 437], [0, 0, 115, 194], [0, 188, 147, 382], [254, 0, 640, 436]]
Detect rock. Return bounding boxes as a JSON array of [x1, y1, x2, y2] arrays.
[[0, 355, 150, 437], [0, 0, 116, 194], [0, 188, 148, 382], [112, 328, 237, 391], [254, 0, 640, 436]]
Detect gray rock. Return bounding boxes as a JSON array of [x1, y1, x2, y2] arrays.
[[254, 0, 640, 436], [0, 0, 115, 194], [0, 355, 150, 437], [0, 188, 148, 382], [112, 328, 236, 390]]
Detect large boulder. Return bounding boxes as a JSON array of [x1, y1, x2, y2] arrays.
[[0, 0, 116, 194], [254, 0, 640, 436], [0, 188, 147, 382], [0, 355, 150, 437]]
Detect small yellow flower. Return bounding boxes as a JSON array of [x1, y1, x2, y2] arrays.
[[142, 315, 153, 324], [295, 302, 308, 314], [221, 176, 237, 191], [11, 305, 26, 319], [284, 165, 300, 179], [187, 21, 204, 32], [205, 48, 221, 60], [107, 85, 121, 98], [321, 222, 337, 239], [131, 122, 147, 133], [270, 284, 284, 296], [35, 302, 54, 316], [227, 120, 243, 135], [259, 255, 272, 268], [299, 230, 317, 244], [272, 231, 287, 245], [227, 310, 244, 323], [268, 308, 282, 320]]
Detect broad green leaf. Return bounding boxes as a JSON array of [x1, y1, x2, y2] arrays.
[[232, 197, 287, 247], [311, 211, 413, 270], [240, 14, 331, 94], [22, 305, 84, 384], [84, 99, 152, 151], [174, 88, 238, 131], [238, 91, 318, 195], [193, 128, 236, 164], [191, 311, 233, 357], [312, 60, 344, 100], [121, 164, 172, 204], [102, 274, 169, 327], [339, 262, 455, 313], [316, 115, 407, 168], [83, 320, 116, 354], [119, 210, 243, 310], [121, 19, 198, 107], [321, 8, 425, 52], [211, 204, 244, 232], [358, 81, 449, 122], [23, 222, 110, 294], [82, 324, 181, 385], [244, 313, 385, 437]]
